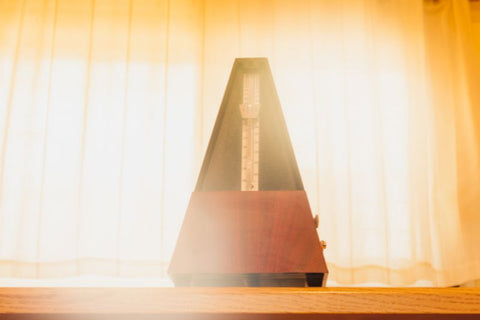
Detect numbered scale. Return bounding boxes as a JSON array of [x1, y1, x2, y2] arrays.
[[168, 58, 328, 287], [240, 72, 260, 191]]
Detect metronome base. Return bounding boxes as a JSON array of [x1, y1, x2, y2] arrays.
[[171, 272, 326, 287], [168, 191, 328, 287]]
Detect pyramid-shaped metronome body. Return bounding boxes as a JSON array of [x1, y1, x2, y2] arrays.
[[168, 58, 328, 287]]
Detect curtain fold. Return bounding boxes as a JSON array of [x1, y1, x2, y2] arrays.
[[0, 0, 479, 286]]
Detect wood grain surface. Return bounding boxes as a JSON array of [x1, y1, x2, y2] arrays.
[[0, 287, 479, 319], [169, 191, 327, 275]]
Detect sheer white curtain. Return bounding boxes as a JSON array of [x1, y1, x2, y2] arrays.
[[0, 0, 203, 278], [1, 0, 479, 286]]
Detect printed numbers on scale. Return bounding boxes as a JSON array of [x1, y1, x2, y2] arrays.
[[240, 72, 260, 191]]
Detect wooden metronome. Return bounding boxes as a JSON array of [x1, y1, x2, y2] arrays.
[[168, 58, 328, 287]]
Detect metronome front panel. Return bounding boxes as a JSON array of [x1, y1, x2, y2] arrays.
[[168, 190, 327, 275], [195, 58, 303, 191]]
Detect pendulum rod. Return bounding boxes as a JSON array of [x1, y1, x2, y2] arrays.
[[239, 72, 260, 191]]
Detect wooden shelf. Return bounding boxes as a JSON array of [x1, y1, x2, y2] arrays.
[[0, 287, 479, 319]]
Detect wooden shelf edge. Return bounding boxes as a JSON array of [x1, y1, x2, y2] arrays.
[[0, 287, 479, 317]]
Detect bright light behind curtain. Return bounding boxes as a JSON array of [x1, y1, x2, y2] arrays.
[[0, 0, 203, 279], [1, 0, 480, 286]]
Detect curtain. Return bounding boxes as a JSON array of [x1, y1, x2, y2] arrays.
[[0, 0, 479, 286], [0, 0, 203, 279]]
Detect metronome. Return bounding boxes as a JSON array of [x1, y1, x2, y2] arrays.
[[168, 58, 328, 287]]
